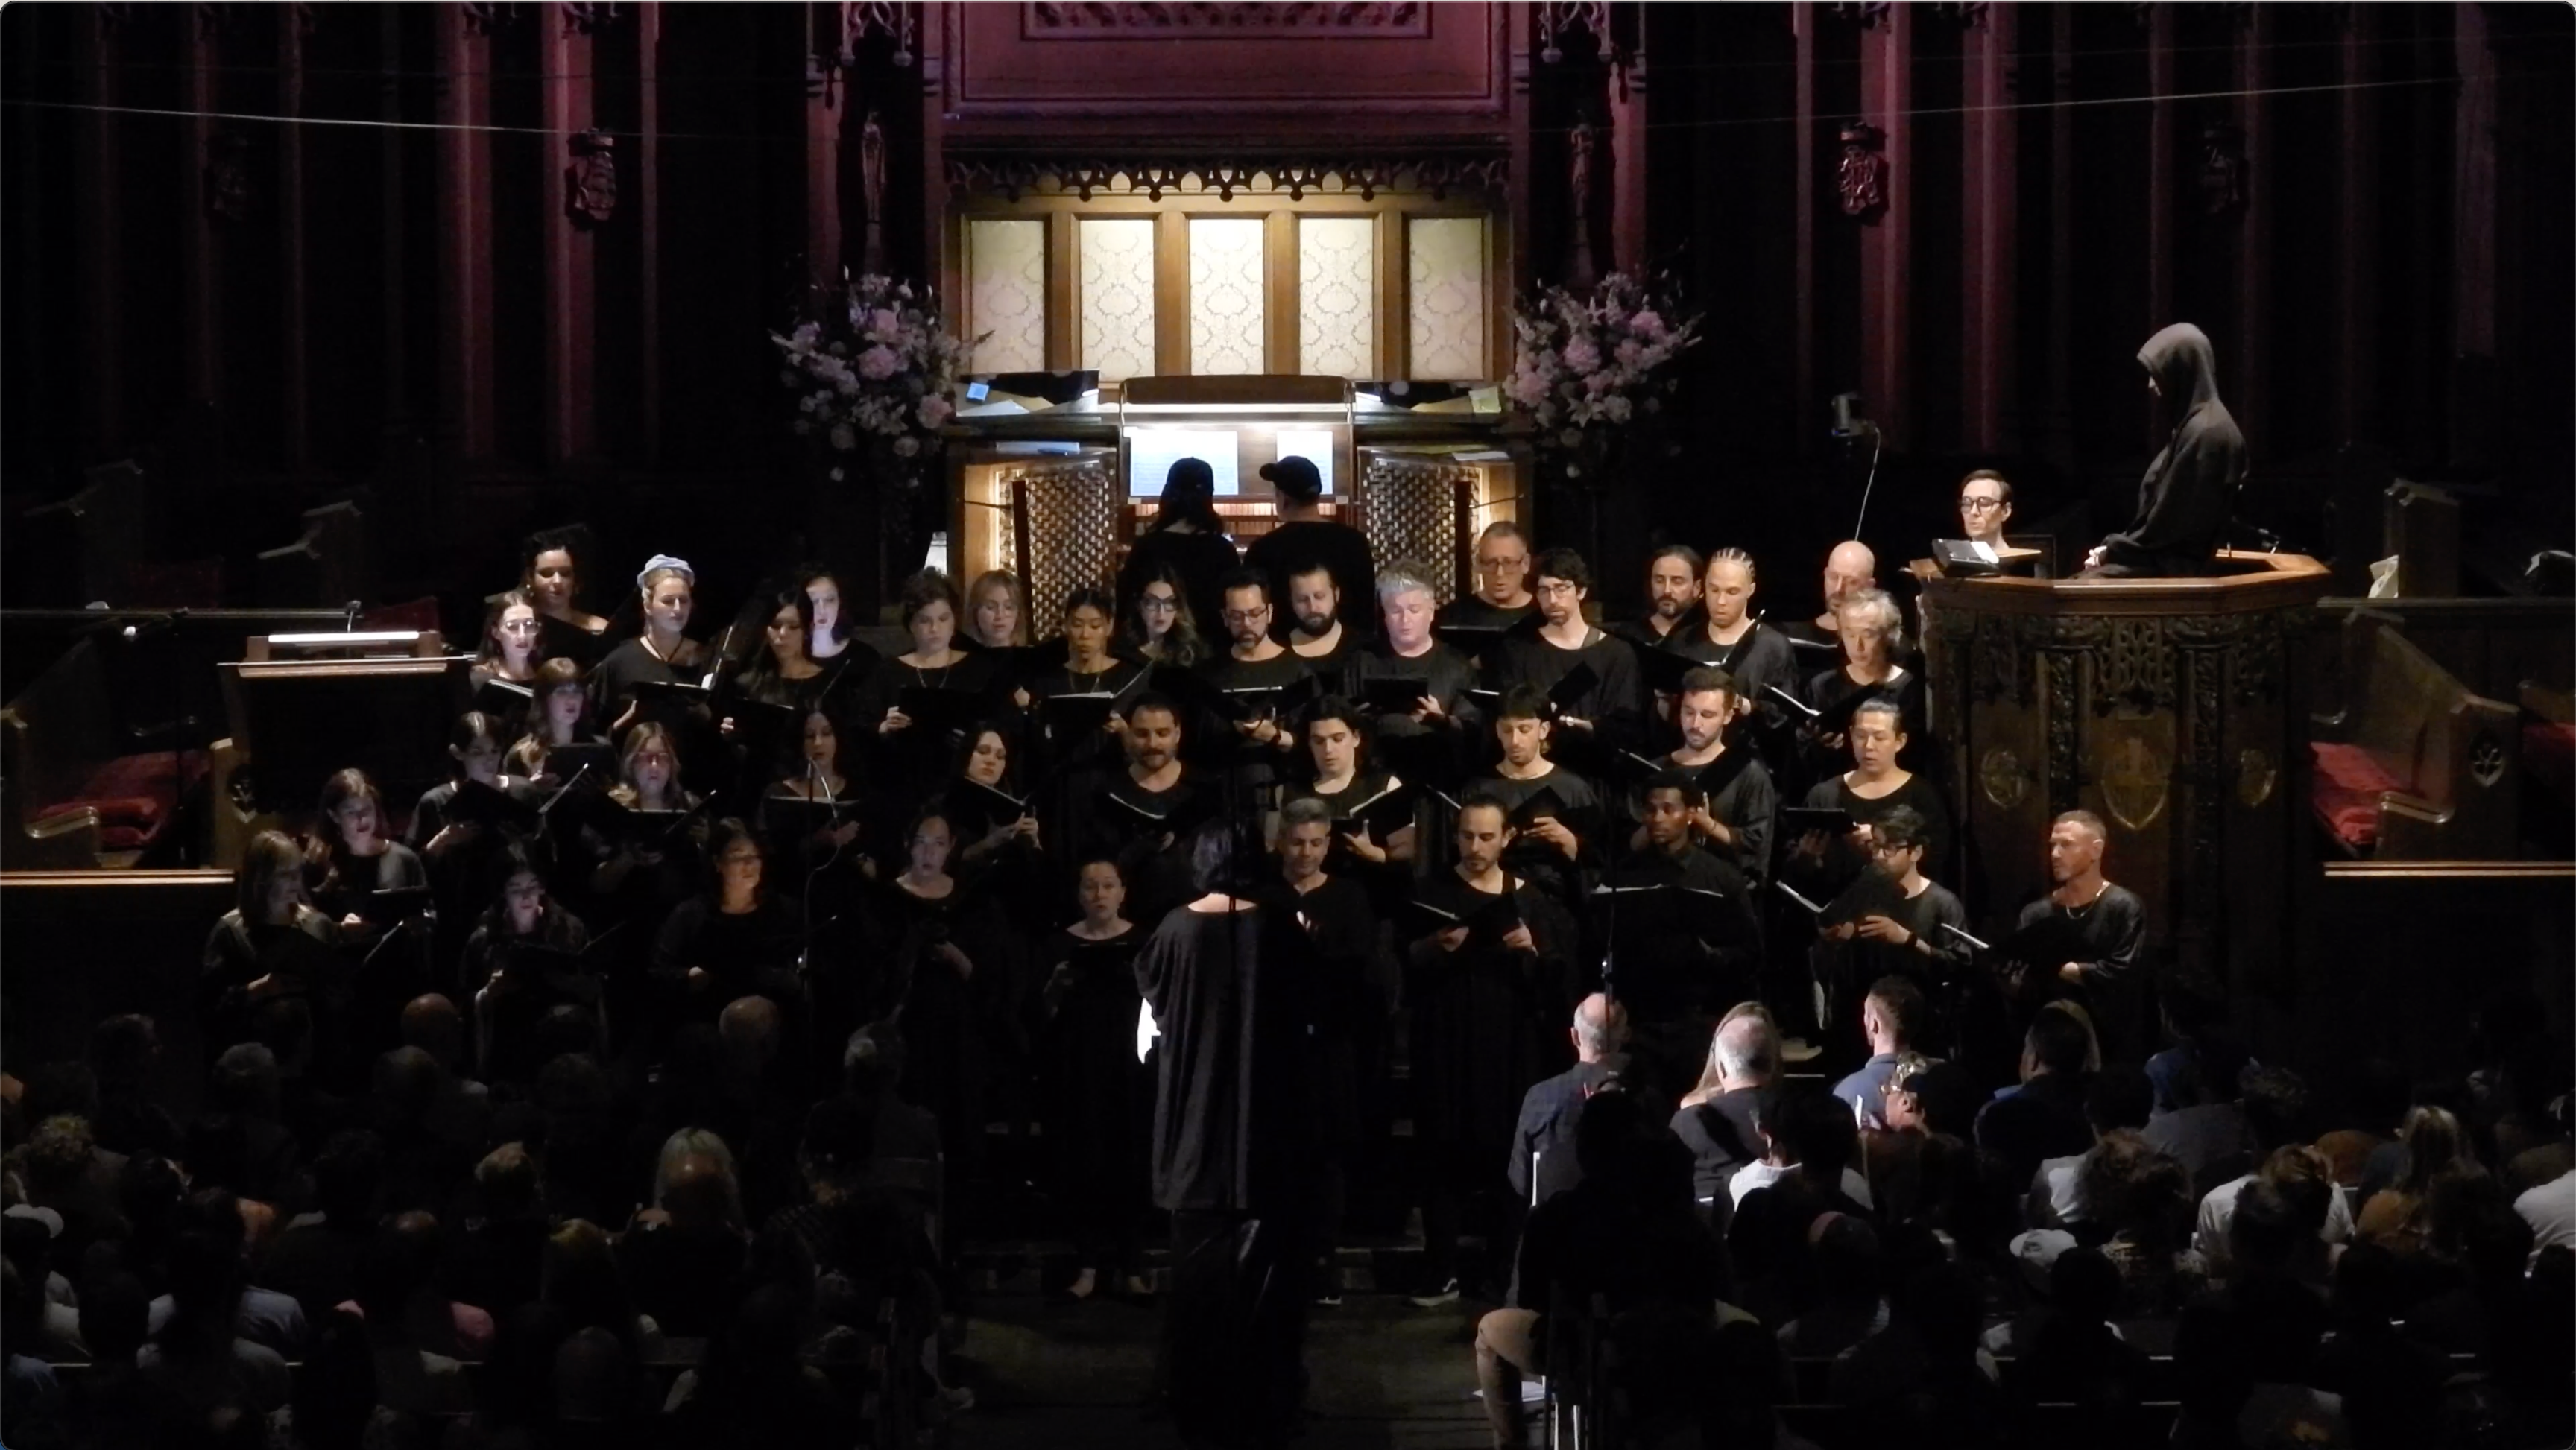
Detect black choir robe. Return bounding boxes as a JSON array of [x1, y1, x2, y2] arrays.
[[1401, 870, 1579, 1154], [862, 873, 1024, 1169], [1589, 845, 1762, 1025], [1040, 924, 1150, 1257], [1785, 771, 1957, 899], [1659, 616, 1805, 765], [1488, 626, 1647, 766], [1464, 766, 1604, 909]]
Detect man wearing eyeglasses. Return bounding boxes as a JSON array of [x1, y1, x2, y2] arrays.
[[1958, 471, 2014, 548], [1484, 547, 1646, 772]]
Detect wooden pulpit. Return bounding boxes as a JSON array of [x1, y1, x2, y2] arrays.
[[1910, 551, 2334, 998]]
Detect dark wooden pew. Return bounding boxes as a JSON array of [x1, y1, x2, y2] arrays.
[[2308, 611, 2520, 859]]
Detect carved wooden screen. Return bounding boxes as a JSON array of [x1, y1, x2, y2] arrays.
[[1361, 456, 1472, 604], [1011, 457, 1121, 610]]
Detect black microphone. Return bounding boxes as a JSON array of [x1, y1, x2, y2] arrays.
[[343, 599, 364, 632]]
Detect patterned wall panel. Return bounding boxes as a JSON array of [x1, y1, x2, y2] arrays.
[[1016, 457, 1120, 614], [1187, 217, 1266, 376], [1079, 218, 1158, 381], [966, 218, 1047, 374], [1298, 216, 1374, 379], [1363, 456, 1470, 603], [1407, 216, 1486, 380]]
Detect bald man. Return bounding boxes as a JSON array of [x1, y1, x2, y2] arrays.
[[1506, 993, 1638, 1207], [1670, 1008, 1780, 1208]]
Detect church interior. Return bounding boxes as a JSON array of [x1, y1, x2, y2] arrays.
[[1, 4, 2571, 1448]]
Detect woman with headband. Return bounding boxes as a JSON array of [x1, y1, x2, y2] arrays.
[[591, 555, 713, 753]]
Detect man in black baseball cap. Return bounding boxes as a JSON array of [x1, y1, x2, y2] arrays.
[[1245, 454, 1376, 639]]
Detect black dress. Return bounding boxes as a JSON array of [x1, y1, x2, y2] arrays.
[[864, 875, 1022, 1173], [650, 893, 804, 1022], [1040, 925, 1149, 1269]]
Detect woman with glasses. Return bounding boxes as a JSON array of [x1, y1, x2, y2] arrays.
[[651, 819, 800, 1024], [1116, 457, 1240, 637], [1117, 564, 1210, 670], [473, 591, 546, 693]]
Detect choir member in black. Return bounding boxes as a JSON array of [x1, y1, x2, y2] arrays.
[[962, 569, 1033, 653], [1134, 818, 1321, 1446], [765, 710, 865, 919], [1281, 696, 1414, 884], [1282, 562, 1368, 690], [1120, 565, 1215, 671], [865, 805, 1020, 1182], [510, 658, 608, 783], [1464, 686, 1602, 909], [1243, 455, 1374, 617], [1638, 666, 1778, 885], [461, 846, 598, 1086], [471, 591, 545, 696], [1487, 548, 1645, 769], [1784, 697, 1954, 898], [796, 566, 882, 678], [1436, 520, 1539, 633], [1660, 548, 1802, 758], [583, 721, 706, 1037], [946, 723, 1052, 960], [1610, 544, 1702, 652], [851, 569, 1006, 845], [198, 829, 341, 1060], [522, 527, 611, 668], [1275, 796, 1382, 1290], [1041, 858, 1151, 1302], [1781, 539, 1878, 655], [306, 767, 431, 936], [1812, 805, 1969, 1039], [1802, 587, 1926, 779], [651, 818, 801, 1022], [1026, 588, 1145, 796], [733, 588, 845, 714], [407, 711, 542, 984], [1198, 570, 1312, 798], [2005, 811, 2148, 1058], [1597, 776, 1763, 1097], [1069, 694, 1204, 938], [1402, 792, 1579, 1304], [1117, 457, 1241, 633], [591, 555, 712, 747], [1355, 563, 1481, 791]]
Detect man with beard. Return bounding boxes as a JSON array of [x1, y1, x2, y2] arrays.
[[1632, 666, 1778, 886], [1196, 570, 1313, 806], [1283, 562, 1367, 691], [1136, 818, 1322, 1449], [1661, 548, 1804, 761], [1594, 774, 1762, 1098], [2007, 811, 2147, 1057], [1078, 694, 1205, 926], [1486, 548, 1644, 770], [1436, 521, 1539, 634], [1613, 545, 1703, 651], [1273, 797, 1381, 1305]]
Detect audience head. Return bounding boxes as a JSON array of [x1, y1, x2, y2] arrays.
[[2078, 1132, 2192, 1250], [2024, 1005, 2093, 1081], [842, 1022, 907, 1103], [86, 1013, 160, 1098], [2084, 1063, 2155, 1137], [2393, 1104, 2469, 1197], [2238, 1065, 2310, 1150], [798, 1095, 877, 1194], [1860, 976, 1924, 1055], [399, 995, 464, 1068], [717, 995, 781, 1070], [657, 1149, 740, 1232], [1260, 453, 1325, 508], [543, 1218, 637, 1342], [1713, 1010, 1781, 1091], [1570, 992, 1628, 1062], [2226, 1176, 2305, 1278], [476, 1141, 543, 1221], [2048, 1244, 2121, 1326], [1570, 1082, 1650, 1183], [209, 1042, 280, 1119], [1473, 521, 1533, 606]]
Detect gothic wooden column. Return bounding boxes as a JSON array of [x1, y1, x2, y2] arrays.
[[1791, 3, 1817, 461], [540, 4, 603, 465], [276, 5, 314, 473], [1507, 2, 1539, 293], [806, 8, 845, 288], [918, 2, 949, 293], [75, 6, 124, 454], [2233, 4, 2273, 465], [2038, 4, 2076, 470], [2450, 1, 2497, 472], [2145, 3, 2176, 345], [1857, 3, 1911, 450], [1960, 1, 2018, 454], [183, 5, 221, 411], [435, 5, 497, 463], [1609, 16, 1647, 275], [637, 1, 663, 464], [2337, 6, 2381, 447]]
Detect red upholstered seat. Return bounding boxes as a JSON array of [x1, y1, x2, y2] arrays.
[[31, 750, 207, 852], [2309, 741, 2404, 852]]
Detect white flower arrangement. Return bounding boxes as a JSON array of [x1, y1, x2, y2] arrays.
[[771, 273, 980, 483], [1505, 270, 1702, 481]]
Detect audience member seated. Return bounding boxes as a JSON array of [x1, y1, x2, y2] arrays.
[[1829, 1259, 2007, 1442], [83, 1016, 181, 1162], [2173, 1179, 2345, 1449], [1672, 1007, 1777, 1214], [2141, 1037, 2260, 1203], [2076, 1130, 2207, 1317], [259, 1128, 382, 1320], [183, 1044, 302, 1209], [452, 1141, 550, 1319], [620, 1145, 751, 1339], [1775, 1213, 1887, 1359], [137, 1189, 293, 1418], [2027, 1063, 2153, 1232], [1729, 1089, 1873, 1326], [1974, 1007, 2097, 1194], [2355, 1104, 2475, 1256], [2308, 1242, 2448, 1450], [2000, 1245, 2153, 1417]]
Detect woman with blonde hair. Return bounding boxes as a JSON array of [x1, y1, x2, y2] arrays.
[[2358, 1104, 2479, 1253]]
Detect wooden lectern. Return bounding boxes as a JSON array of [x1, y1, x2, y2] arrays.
[[1911, 551, 2334, 998]]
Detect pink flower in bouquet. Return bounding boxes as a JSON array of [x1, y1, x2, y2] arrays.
[[1561, 337, 1602, 375], [865, 308, 901, 341], [1615, 340, 1645, 370], [1629, 309, 1667, 340], [857, 344, 900, 381], [917, 395, 953, 428]]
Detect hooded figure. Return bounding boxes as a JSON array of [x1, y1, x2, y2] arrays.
[[2086, 323, 2247, 577]]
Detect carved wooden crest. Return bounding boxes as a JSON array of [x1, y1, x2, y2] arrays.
[[1980, 747, 2030, 810], [1838, 121, 1887, 218], [567, 129, 616, 225], [2100, 733, 2169, 832]]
